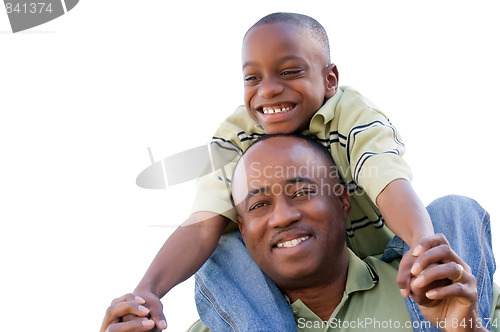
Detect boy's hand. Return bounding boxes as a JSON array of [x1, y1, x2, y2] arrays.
[[132, 290, 167, 331], [397, 250, 416, 298], [100, 293, 155, 332]]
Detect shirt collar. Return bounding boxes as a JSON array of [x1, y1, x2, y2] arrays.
[[286, 249, 378, 310], [310, 87, 344, 126]]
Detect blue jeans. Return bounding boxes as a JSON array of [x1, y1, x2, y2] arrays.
[[194, 195, 495, 331], [381, 195, 496, 331]]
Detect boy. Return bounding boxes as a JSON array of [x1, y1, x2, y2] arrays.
[[133, 13, 490, 331]]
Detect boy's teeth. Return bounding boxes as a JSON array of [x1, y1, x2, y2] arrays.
[[276, 236, 309, 248], [262, 106, 292, 114]]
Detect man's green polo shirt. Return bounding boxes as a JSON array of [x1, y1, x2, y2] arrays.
[[288, 250, 411, 331], [187, 250, 411, 331], [187, 250, 500, 331]]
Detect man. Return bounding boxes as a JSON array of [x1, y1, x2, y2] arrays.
[[101, 134, 498, 331]]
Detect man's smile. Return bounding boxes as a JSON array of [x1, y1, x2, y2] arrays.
[[270, 228, 314, 250], [276, 235, 310, 248]]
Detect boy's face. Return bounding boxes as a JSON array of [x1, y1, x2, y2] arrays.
[[242, 22, 337, 134]]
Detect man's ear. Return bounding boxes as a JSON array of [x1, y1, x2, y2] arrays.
[[338, 184, 351, 219], [324, 64, 339, 99], [237, 215, 245, 241]]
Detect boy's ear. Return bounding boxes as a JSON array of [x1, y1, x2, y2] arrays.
[[324, 64, 339, 99]]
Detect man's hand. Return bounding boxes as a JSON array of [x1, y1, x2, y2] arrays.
[[100, 293, 156, 332], [129, 290, 167, 332], [409, 234, 487, 331]]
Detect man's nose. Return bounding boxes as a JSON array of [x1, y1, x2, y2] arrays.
[[268, 196, 301, 228], [258, 77, 284, 99]]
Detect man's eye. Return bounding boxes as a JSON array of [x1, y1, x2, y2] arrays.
[[293, 188, 315, 198], [249, 202, 267, 211]]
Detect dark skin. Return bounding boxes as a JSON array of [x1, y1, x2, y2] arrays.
[[242, 21, 434, 299], [101, 137, 487, 332], [131, 212, 227, 331], [233, 137, 487, 331], [100, 294, 154, 332], [104, 19, 433, 330], [232, 138, 351, 321]]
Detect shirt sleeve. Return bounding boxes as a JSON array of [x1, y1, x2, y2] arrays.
[[338, 89, 413, 204], [491, 283, 500, 331], [189, 141, 241, 222], [189, 106, 255, 223], [186, 319, 213, 332]]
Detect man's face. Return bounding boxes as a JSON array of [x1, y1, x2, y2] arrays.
[[232, 136, 350, 290], [242, 22, 337, 134]]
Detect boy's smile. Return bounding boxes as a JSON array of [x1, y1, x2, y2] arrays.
[[242, 22, 337, 134]]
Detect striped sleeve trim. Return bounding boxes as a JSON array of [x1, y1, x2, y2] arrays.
[[353, 149, 401, 183], [346, 216, 385, 237], [329, 131, 347, 147], [346, 121, 405, 164], [345, 181, 361, 193], [313, 131, 346, 148], [236, 131, 264, 143], [212, 136, 243, 154]]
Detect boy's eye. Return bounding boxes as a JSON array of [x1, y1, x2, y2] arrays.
[[244, 75, 260, 84], [281, 69, 303, 77]]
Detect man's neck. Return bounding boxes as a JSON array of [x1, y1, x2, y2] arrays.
[[284, 250, 349, 322]]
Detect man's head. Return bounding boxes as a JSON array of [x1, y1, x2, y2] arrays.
[[232, 134, 350, 292], [242, 13, 339, 134]]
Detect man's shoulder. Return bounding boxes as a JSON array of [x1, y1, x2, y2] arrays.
[[361, 255, 401, 289]]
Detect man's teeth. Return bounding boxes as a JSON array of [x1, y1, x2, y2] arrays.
[[262, 106, 292, 114], [276, 236, 309, 248]]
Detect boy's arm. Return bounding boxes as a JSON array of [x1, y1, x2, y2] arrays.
[[134, 211, 228, 331], [376, 178, 434, 297], [376, 179, 434, 247]]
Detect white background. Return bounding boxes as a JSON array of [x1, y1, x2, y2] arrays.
[[1, 1, 499, 331]]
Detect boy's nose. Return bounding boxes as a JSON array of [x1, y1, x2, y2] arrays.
[[268, 196, 301, 228], [258, 77, 284, 99]]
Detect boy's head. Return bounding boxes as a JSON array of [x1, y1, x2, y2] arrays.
[[242, 13, 339, 134]]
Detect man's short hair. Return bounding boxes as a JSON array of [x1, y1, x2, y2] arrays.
[[242, 133, 336, 170], [245, 12, 331, 62]]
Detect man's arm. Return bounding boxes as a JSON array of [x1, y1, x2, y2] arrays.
[[377, 178, 434, 297], [134, 212, 228, 331]]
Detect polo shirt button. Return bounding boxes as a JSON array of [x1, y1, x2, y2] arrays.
[[292, 308, 299, 315]]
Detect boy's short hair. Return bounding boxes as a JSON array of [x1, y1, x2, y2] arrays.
[[245, 12, 331, 63]]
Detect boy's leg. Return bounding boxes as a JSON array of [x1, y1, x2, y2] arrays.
[[194, 230, 297, 332], [382, 195, 496, 331]]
